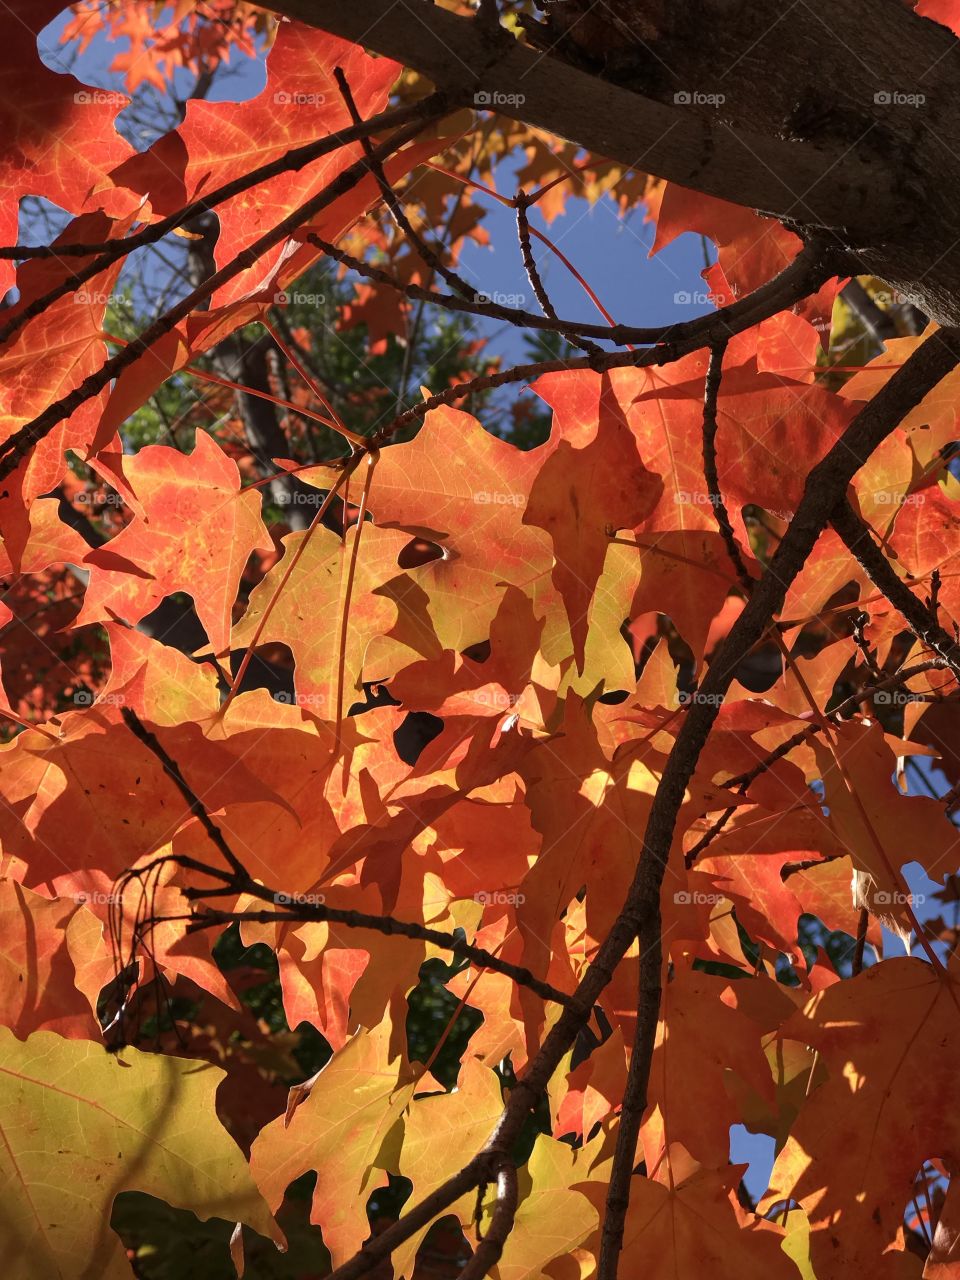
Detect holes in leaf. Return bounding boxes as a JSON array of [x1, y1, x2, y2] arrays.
[[397, 537, 444, 568], [393, 711, 444, 765]]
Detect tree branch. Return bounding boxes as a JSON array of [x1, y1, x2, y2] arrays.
[[0, 98, 436, 349], [183, 905, 575, 1008], [371, 241, 843, 443], [257, 0, 896, 235], [0, 104, 448, 484], [831, 501, 960, 675], [461, 1160, 519, 1280], [595, 326, 960, 1280], [700, 339, 752, 590]]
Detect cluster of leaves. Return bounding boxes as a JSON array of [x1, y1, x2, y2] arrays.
[[3, 3, 960, 1280]]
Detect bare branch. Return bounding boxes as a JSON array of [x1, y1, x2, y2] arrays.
[[700, 339, 752, 590], [120, 707, 250, 883], [307, 232, 836, 350], [461, 1160, 519, 1280], [335, 65, 476, 302], [831, 501, 960, 675], [373, 242, 844, 444], [183, 905, 575, 1008], [515, 193, 599, 357]]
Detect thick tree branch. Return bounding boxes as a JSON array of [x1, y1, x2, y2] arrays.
[[595, 326, 960, 1280], [258, 0, 896, 235]]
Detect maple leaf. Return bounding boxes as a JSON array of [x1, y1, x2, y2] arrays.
[[0, 879, 99, 1038], [812, 719, 957, 932], [646, 968, 776, 1171], [629, 529, 740, 669], [230, 520, 433, 719], [493, 1135, 598, 1280], [0, 2, 135, 293], [767, 958, 960, 1276], [108, 22, 399, 295], [249, 1016, 414, 1266], [0, 1027, 281, 1279], [75, 431, 271, 652], [580, 1154, 798, 1279], [301, 405, 556, 653], [0, 211, 134, 523], [523, 371, 662, 670], [393, 1057, 504, 1278]]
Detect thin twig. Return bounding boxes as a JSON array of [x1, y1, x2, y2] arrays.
[[684, 658, 950, 866], [304, 231, 834, 352], [183, 907, 574, 1007], [831, 501, 960, 676], [515, 191, 599, 356], [120, 708, 251, 882], [701, 339, 752, 590], [0, 104, 449, 483], [335, 65, 476, 301], [0, 98, 442, 349]]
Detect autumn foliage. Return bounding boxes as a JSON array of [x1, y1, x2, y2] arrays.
[[4, 2, 960, 1279]]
